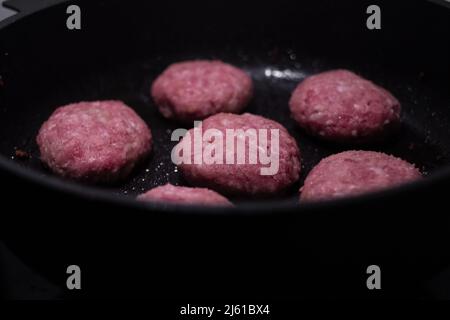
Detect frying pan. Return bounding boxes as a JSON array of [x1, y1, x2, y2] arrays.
[[1, 0, 450, 298]]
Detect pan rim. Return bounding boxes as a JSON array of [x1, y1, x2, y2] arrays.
[[1, 153, 449, 215], [1, 0, 449, 214], [0, 0, 69, 29]]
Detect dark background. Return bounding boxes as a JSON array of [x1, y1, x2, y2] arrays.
[[0, 0, 450, 300]]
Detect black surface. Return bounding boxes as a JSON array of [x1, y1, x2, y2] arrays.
[[0, 0, 449, 299], [0, 0, 449, 203], [0, 242, 61, 299]]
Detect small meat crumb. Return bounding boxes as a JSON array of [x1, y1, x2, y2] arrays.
[[15, 149, 30, 160]]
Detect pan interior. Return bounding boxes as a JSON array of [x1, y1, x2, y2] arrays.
[[0, 0, 449, 205]]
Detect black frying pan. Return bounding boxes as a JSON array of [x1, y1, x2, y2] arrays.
[[1, 0, 450, 299]]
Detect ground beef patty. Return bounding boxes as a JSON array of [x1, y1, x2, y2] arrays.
[[151, 60, 253, 122], [289, 70, 401, 142], [137, 183, 232, 206], [37, 100, 152, 183], [176, 113, 301, 196], [300, 150, 421, 201]]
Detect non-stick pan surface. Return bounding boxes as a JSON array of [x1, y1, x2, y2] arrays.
[[0, 0, 449, 207], [1, 0, 450, 299]]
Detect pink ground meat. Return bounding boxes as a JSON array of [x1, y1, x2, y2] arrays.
[[301, 150, 421, 201], [289, 70, 401, 142], [37, 100, 152, 183], [151, 60, 253, 122], [177, 113, 301, 196], [138, 183, 232, 206]]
